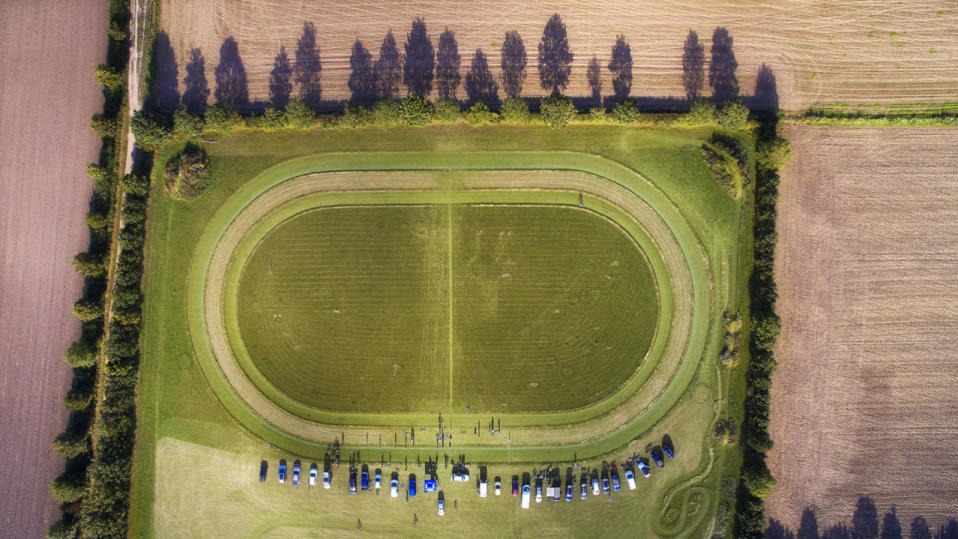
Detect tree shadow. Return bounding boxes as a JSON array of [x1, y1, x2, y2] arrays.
[[709, 27, 739, 101], [682, 30, 705, 102], [435, 29, 461, 99], [182, 48, 209, 115], [822, 523, 851, 539], [881, 507, 902, 539], [538, 13, 573, 93], [852, 496, 879, 539], [269, 46, 293, 109], [910, 517, 932, 539], [147, 31, 179, 114], [608, 35, 632, 102], [403, 17, 434, 97], [500, 30, 527, 99], [767, 519, 796, 539], [376, 30, 403, 99], [798, 507, 819, 539], [348, 39, 377, 105], [214, 36, 248, 109], [295, 22, 322, 108], [465, 48, 498, 107], [939, 519, 958, 539], [754, 63, 779, 110], [586, 56, 601, 107]]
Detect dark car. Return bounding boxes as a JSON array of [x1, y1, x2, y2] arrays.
[[610, 464, 621, 492], [580, 475, 588, 500], [349, 468, 357, 494], [652, 448, 665, 468], [512, 477, 519, 496], [258, 461, 268, 482], [601, 469, 610, 494], [663, 440, 675, 460]]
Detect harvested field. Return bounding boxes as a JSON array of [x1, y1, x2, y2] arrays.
[[0, 0, 106, 536], [159, 0, 958, 110], [768, 125, 958, 530]]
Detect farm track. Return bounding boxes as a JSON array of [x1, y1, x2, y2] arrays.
[[191, 154, 708, 458], [160, 0, 958, 110], [0, 0, 107, 535], [768, 125, 958, 530]]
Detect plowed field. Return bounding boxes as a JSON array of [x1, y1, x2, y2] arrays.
[[768, 125, 958, 529]]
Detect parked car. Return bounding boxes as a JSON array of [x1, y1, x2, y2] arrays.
[[591, 471, 600, 495], [580, 476, 588, 500], [601, 472, 610, 494], [408, 475, 417, 497], [512, 477, 519, 496], [258, 461, 267, 482], [565, 482, 574, 501], [521, 484, 531, 509], [652, 448, 665, 468], [625, 468, 637, 490], [611, 465, 621, 492], [637, 460, 652, 478], [535, 481, 543, 503], [309, 463, 318, 486], [437, 497, 445, 516], [390, 478, 399, 498], [361, 469, 369, 491], [278, 461, 287, 483], [292, 462, 301, 487], [349, 469, 357, 494], [374, 469, 382, 489], [323, 469, 331, 489], [424, 479, 438, 493], [663, 440, 675, 459]]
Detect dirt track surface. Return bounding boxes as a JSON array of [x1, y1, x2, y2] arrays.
[[0, 0, 106, 535], [160, 0, 958, 110], [768, 125, 958, 530]]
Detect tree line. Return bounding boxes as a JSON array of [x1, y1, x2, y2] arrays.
[[767, 496, 958, 539]]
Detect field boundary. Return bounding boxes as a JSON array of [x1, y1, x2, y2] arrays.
[[185, 151, 716, 462]]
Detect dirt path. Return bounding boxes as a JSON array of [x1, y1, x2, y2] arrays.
[[0, 0, 106, 535], [768, 125, 958, 530], [159, 0, 958, 110], [198, 168, 699, 449]]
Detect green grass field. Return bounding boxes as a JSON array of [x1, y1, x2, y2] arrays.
[[130, 124, 753, 537], [237, 204, 657, 413]]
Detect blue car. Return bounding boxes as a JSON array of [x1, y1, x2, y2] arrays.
[[361, 470, 370, 491], [278, 461, 287, 483], [601, 471, 610, 494], [259, 461, 267, 482], [637, 460, 652, 478], [408, 475, 417, 497], [611, 465, 621, 492], [565, 482, 573, 501], [292, 462, 301, 487], [663, 442, 675, 460], [652, 448, 665, 468]]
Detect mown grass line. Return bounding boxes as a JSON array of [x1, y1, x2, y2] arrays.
[[185, 152, 713, 461]]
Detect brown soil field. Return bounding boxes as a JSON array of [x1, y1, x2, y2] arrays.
[[767, 125, 958, 530], [0, 0, 106, 536], [159, 0, 958, 111]]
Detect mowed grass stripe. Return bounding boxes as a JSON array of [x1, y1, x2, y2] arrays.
[[237, 203, 656, 414]]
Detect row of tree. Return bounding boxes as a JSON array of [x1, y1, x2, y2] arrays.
[[152, 13, 743, 117], [767, 496, 958, 539]]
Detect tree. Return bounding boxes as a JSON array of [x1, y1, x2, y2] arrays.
[[52, 431, 88, 458], [260, 106, 287, 131], [294, 22, 322, 107], [682, 30, 705, 101], [164, 144, 211, 200], [403, 17, 434, 96], [742, 465, 775, 500], [370, 98, 401, 127], [757, 137, 792, 171], [717, 100, 750, 131], [465, 102, 493, 125], [399, 95, 433, 126], [203, 103, 241, 134], [709, 27, 739, 101], [682, 99, 717, 126], [73, 252, 106, 278], [376, 30, 403, 99], [538, 14, 573, 92], [86, 163, 109, 181], [500, 97, 531, 123], [47, 518, 79, 539], [120, 174, 150, 197], [611, 99, 640, 123], [130, 110, 171, 151], [347, 40, 376, 104], [586, 56, 601, 104], [340, 101, 371, 128], [540, 92, 575, 128], [432, 97, 460, 123], [172, 106, 204, 141], [94, 64, 124, 91], [50, 472, 85, 504], [284, 98, 315, 129], [608, 35, 632, 100], [85, 211, 111, 230], [435, 29, 461, 98], [64, 386, 94, 411], [465, 49, 498, 106], [500, 30, 527, 98], [72, 298, 102, 322], [90, 114, 118, 138]]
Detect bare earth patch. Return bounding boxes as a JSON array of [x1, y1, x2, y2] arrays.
[[160, 0, 958, 110], [768, 125, 958, 530], [0, 0, 106, 535]]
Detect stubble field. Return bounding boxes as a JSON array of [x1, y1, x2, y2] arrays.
[[767, 125, 958, 530], [159, 0, 958, 110]]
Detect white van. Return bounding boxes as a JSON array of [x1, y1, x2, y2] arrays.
[[479, 480, 488, 498], [520, 484, 531, 509]]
